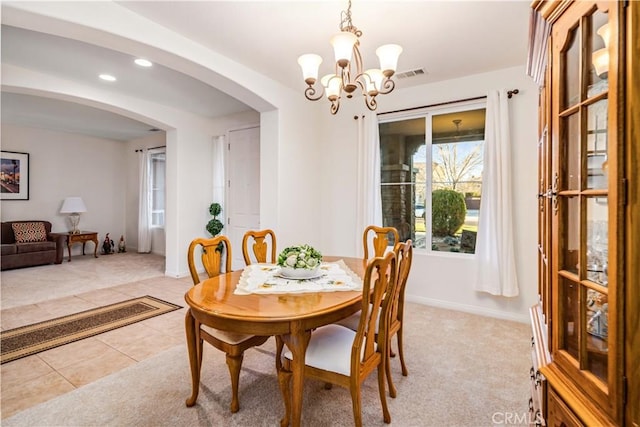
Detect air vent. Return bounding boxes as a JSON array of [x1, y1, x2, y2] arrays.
[[395, 68, 427, 79]]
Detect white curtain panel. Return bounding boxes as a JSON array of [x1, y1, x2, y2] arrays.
[[137, 149, 152, 253], [355, 112, 383, 256], [212, 135, 226, 205], [474, 90, 519, 297]]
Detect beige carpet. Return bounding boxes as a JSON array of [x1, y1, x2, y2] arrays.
[[3, 302, 532, 426], [0, 253, 165, 310]]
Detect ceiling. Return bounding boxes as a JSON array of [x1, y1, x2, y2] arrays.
[[0, 1, 531, 141]]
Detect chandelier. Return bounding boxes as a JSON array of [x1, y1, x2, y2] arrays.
[[297, 0, 402, 114]]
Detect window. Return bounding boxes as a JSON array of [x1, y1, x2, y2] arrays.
[[150, 151, 165, 227], [379, 103, 486, 254]]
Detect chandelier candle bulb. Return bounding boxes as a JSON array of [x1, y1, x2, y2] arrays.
[[376, 44, 403, 76], [330, 32, 358, 66], [322, 74, 341, 100], [298, 54, 323, 85], [365, 69, 384, 95]]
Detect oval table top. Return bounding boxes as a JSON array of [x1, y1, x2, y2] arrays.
[[184, 256, 367, 335]]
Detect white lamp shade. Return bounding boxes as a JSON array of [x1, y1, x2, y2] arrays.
[[592, 48, 609, 76], [597, 23, 611, 48], [330, 32, 358, 64], [364, 69, 384, 94], [60, 197, 87, 214], [321, 74, 341, 99], [376, 44, 403, 75], [298, 54, 323, 84]]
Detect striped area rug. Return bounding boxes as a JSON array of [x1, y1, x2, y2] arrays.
[[1, 296, 181, 364]]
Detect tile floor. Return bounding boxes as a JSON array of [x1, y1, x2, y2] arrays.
[[1, 275, 193, 419]]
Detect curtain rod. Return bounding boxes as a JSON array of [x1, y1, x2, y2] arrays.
[[135, 145, 166, 152], [376, 89, 519, 117]]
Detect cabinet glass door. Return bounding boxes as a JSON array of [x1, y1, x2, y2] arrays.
[[551, 1, 620, 418]]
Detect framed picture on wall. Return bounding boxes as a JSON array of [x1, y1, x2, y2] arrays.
[[1, 151, 30, 200]]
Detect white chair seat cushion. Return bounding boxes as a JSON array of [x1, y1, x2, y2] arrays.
[[284, 324, 356, 376], [200, 324, 258, 345], [336, 311, 361, 331], [336, 304, 380, 333]]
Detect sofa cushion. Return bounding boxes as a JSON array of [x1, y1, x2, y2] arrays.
[[1, 244, 17, 256], [16, 241, 56, 254], [11, 222, 48, 243]]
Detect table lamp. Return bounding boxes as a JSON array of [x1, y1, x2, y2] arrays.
[[60, 197, 87, 234]]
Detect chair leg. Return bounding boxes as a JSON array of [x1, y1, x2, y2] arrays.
[[386, 344, 398, 398], [275, 336, 291, 427], [377, 362, 391, 424], [397, 327, 408, 376], [225, 352, 244, 413], [350, 385, 363, 427], [197, 338, 204, 372]]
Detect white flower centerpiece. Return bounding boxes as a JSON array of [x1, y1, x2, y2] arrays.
[[277, 244, 323, 279]]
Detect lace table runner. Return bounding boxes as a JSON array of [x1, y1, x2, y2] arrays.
[[234, 260, 362, 295]]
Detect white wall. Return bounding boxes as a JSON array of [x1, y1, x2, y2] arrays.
[[0, 124, 127, 256], [318, 66, 539, 322]]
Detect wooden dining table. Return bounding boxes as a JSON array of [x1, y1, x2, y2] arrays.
[[184, 256, 366, 427]]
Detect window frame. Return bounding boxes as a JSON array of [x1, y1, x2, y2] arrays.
[[149, 150, 166, 229], [378, 99, 486, 255]]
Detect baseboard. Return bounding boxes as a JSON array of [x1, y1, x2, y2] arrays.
[[406, 295, 530, 324]]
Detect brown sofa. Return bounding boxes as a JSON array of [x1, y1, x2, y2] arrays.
[[1, 221, 65, 270]]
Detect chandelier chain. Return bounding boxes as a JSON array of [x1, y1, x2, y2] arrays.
[[340, 0, 362, 36]]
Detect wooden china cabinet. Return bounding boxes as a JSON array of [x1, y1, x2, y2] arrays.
[[529, 1, 639, 426]]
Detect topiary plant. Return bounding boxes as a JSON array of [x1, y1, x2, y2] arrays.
[[206, 202, 224, 237], [432, 189, 466, 237]]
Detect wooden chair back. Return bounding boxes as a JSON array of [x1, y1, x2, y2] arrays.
[[242, 229, 277, 265], [357, 251, 397, 370], [391, 239, 413, 332], [381, 239, 413, 397], [363, 225, 400, 260], [187, 235, 232, 285]]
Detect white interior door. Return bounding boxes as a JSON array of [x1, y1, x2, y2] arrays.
[[227, 126, 260, 270]]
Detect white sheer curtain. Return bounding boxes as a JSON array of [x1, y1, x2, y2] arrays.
[[474, 90, 519, 297], [355, 112, 383, 255], [137, 149, 152, 253], [212, 135, 226, 205]]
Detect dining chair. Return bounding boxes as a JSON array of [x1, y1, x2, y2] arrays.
[[336, 239, 413, 398], [363, 225, 400, 259], [242, 229, 277, 265], [187, 235, 269, 413], [276, 251, 397, 427]]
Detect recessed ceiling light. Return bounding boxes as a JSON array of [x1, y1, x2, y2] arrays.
[[99, 74, 116, 82], [135, 58, 153, 67]]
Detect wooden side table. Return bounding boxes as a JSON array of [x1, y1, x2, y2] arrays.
[[51, 231, 99, 262]]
